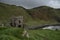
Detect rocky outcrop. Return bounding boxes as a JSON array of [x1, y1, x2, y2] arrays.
[[24, 24, 60, 30]]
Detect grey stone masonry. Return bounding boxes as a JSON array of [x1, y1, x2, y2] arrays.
[[10, 16, 23, 27]]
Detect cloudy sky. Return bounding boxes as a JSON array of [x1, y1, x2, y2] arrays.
[[0, 0, 60, 9]]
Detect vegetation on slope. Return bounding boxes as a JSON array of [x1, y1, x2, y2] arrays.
[[0, 2, 60, 40], [0, 27, 60, 40], [28, 6, 60, 23], [0, 3, 32, 24], [0, 3, 60, 25]]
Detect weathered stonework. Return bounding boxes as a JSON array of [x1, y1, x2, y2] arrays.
[[10, 16, 23, 27]]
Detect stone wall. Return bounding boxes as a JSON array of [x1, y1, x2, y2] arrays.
[[10, 16, 23, 27]]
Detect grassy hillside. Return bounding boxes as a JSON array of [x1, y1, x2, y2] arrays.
[[0, 3, 60, 26], [56, 9, 60, 17], [28, 6, 60, 23], [0, 3, 32, 24], [0, 27, 60, 40], [0, 2, 60, 40]]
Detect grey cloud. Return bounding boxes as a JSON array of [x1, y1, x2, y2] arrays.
[[0, 0, 60, 9], [46, 0, 60, 8]]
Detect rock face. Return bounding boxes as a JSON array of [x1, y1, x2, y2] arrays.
[[10, 16, 23, 27], [22, 29, 29, 38], [26, 24, 60, 30], [43, 26, 60, 30]]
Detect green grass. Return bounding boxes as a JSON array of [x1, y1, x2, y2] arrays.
[[26, 20, 57, 26], [0, 27, 60, 40], [29, 29, 60, 40], [0, 2, 32, 23], [0, 3, 60, 40], [0, 3, 58, 26]]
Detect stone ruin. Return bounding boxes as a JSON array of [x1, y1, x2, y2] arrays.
[[10, 16, 24, 27]]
